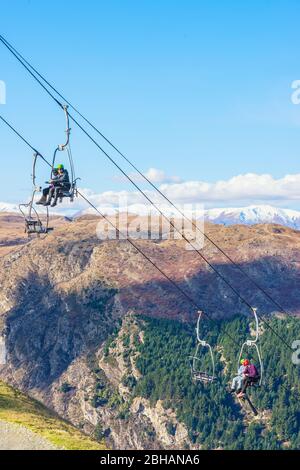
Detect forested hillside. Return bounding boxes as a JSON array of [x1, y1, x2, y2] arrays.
[[133, 316, 300, 449]]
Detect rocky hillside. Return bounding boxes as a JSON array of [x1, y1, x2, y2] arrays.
[[0, 212, 68, 257], [0, 213, 299, 449]]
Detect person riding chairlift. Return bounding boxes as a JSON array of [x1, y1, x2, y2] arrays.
[[36, 164, 70, 208], [237, 360, 260, 398], [230, 359, 249, 394]]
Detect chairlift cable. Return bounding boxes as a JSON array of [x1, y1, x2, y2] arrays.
[[0, 34, 295, 352], [1, 113, 299, 402], [0, 33, 295, 322], [0, 35, 294, 350], [0, 113, 241, 348]]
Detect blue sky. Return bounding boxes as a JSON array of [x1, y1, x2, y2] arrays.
[[1, 0, 300, 209]]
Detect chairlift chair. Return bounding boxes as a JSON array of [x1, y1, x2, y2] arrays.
[[19, 152, 53, 236], [50, 105, 80, 205], [189, 311, 216, 384], [237, 307, 263, 388]]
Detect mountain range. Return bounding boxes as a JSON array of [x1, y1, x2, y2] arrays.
[[2, 202, 300, 230], [203, 205, 300, 229]]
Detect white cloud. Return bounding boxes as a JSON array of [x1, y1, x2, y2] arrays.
[[159, 173, 300, 205], [143, 168, 181, 184], [29, 173, 300, 217], [113, 167, 182, 185]]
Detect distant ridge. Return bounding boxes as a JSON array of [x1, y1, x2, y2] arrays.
[[203, 205, 300, 230], [2, 202, 300, 230], [74, 204, 300, 230], [0, 202, 19, 213]]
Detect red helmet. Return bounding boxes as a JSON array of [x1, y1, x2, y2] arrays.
[[243, 359, 250, 366]]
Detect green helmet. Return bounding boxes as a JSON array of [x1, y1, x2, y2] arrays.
[[57, 164, 64, 170]]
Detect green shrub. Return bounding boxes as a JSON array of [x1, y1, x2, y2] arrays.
[[60, 382, 72, 394]]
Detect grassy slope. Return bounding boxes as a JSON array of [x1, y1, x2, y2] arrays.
[[0, 381, 106, 450]]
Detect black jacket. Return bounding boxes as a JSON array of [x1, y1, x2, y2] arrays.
[[53, 169, 70, 185]]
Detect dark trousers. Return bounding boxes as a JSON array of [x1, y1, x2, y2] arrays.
[[43, 185, 69, 201], [241, 376, 259, 394], [43, 187, 54, 198]]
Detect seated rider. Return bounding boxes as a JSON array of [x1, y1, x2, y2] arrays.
[[36, 164, 71, 208], [237, 360, 260, 398], [230, 359, 248, 394]]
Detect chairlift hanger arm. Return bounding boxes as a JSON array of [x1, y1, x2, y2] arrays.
[[237, 306, 263, 386], [58, 105, 71, 151], [19, 151, 52, 236], [190, 311, 216, 383]]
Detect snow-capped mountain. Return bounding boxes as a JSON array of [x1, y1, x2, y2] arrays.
[[1, 201, 300, 230], [0, 201, 73, 217], [73, 204, 300, 230], [0, 202, 20, 213], [204, 205, 300, 229]]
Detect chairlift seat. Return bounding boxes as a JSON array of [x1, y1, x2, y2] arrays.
[[56, 182, 77, 203], [192, 370, 216, 383], [25, 220, 45, 234], [189, 312, 216, 385], [248, 375, 260, 387]]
